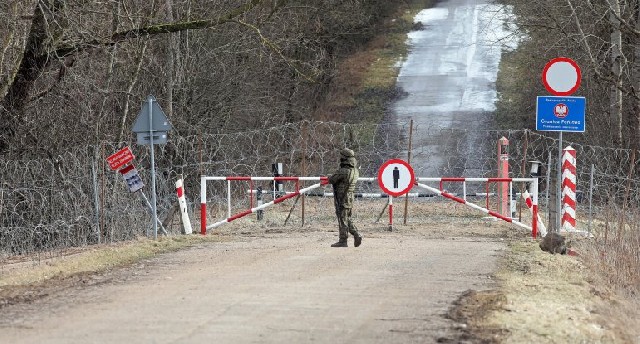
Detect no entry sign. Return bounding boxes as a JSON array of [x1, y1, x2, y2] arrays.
[[542, 57, 581, 96], [378, 159, 415, 197]]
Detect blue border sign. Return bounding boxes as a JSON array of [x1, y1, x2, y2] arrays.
[[536, 96, 586, 132]]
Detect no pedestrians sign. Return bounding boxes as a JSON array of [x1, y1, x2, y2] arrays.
[[377, 159, 415, 197]]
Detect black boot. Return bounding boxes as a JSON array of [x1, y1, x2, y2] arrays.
[[354, 235, 362, 247], [331, 240, 348, 247]]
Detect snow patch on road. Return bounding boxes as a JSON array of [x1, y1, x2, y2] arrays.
[[396, 3, 518, 114]]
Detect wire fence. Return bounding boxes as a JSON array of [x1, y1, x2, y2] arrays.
[[0, 120, 638, 256]]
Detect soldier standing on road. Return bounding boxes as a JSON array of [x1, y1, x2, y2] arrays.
[[328, 148, 362, 247]]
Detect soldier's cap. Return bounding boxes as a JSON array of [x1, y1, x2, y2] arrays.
[[340, 148, 355, 157]]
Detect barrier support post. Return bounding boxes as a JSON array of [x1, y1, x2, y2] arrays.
[[200, 175, 206, 235], [256, 186, 264, 220], [532, 178, 538, 239], [227, 180, 231, 219], [272, 163, 284, 197], [498, 137, 510, 217], [388, 196, 393, 231]]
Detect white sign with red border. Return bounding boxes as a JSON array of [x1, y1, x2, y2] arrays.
[[542, 57, 581, 96], [377, 159, 415, 197]]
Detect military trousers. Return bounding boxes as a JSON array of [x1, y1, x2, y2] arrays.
[[335, 205, 359, 241]]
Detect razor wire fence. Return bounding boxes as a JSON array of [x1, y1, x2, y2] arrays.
[[1, 120, 638, 256]]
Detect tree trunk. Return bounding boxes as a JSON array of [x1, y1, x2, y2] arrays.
[[165, 0, 175, 118], [609, 0, 623, 147], [633, 6, 640, 151], [0, 0, 66, 152]]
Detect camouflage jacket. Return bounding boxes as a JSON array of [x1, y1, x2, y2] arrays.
[[329, 157, 359, 208]]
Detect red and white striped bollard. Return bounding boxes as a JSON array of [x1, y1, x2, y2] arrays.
[[562, 146, 577, 231]]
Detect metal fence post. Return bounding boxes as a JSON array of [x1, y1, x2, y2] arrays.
[[91, 155, 101, 244], [588, 164, 594, 233], [546, 151, 553, 231], [257, 186, 264, 220], [272, 163, 283, 197]]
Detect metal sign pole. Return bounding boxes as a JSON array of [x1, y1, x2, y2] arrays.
[[132, 95, 171, 239], [556, 131, 563, 232], [138, 190, 167, 235], [149, 97, 158, 240], [588, 163, 594, 233], [546, 151, 551, 224]]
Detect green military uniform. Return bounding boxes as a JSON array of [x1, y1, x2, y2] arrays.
[[328, 148, 362, 247]]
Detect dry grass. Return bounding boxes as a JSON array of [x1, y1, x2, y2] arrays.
[[577, 205, 640, 296], [473, 204, 640, 342], [0, 235, 225, 288], [485, 241, 622, 343], [569, 205, 640, 342]]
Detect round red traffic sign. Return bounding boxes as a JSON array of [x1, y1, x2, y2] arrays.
[[542, 57, 581, 96], [377, 159, 415, 197]]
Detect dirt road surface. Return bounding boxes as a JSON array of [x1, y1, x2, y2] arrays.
[[0, 226, 507, 343]]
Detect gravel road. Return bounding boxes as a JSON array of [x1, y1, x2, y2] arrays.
[[393, 0, 516, 178], [0, 227, 506, 343]]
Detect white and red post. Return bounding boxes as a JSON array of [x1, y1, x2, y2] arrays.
[[522, 188, 546, 238], [175, 178, 193, 234], [388, 196, 393, 231], [531, 179, 539, 238], [497, 137, 510, 217], [562, 146, 577, 231], [201, 175, 207, 235]]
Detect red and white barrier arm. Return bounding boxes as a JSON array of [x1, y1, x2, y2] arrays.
[[200, 176, 375, 235], [417, 177, 534, 183], [206, 182, 325, 231], [247, 190, 519, 198], [203, 176, 377, 182], [415, 182, 532, 231], [417, 177, 539, 236]]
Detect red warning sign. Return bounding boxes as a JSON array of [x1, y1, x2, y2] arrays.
[[106, 146, 134, 171]]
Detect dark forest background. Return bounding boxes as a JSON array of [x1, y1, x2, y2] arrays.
[[0, 0, 428, 159]]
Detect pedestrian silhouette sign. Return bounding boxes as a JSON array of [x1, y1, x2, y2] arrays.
[[378, 159, 415, 197]]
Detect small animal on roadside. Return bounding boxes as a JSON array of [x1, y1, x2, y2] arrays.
[[539, 232, 567, 254]]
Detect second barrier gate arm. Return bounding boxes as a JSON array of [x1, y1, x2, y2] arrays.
[[205, 181, 327, 231], [414, 181, 533, 233]]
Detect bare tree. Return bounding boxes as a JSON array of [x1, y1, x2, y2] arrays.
[[499, 0, 640, 149], [0, 0, 402, 158]]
